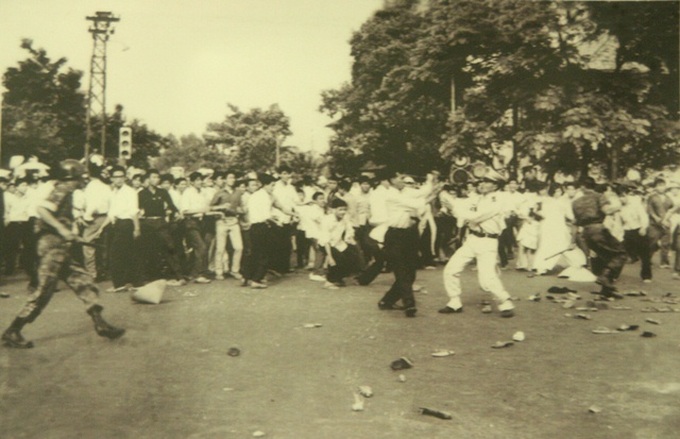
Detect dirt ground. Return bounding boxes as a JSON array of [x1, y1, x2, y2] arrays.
[[1, 260, 679, 439]]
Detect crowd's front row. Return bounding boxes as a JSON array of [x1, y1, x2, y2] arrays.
[[2, 159, 680, 348]]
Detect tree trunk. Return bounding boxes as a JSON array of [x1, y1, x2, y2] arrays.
[[450, 75, 456, 113]]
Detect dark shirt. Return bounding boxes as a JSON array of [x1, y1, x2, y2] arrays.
[[139, 187, 177, 218], [572, 189, 605, 226], [210, 187, 242, 217], [647, 192, 673, 226]]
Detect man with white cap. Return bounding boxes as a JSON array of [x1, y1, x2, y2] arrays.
[[439, 168, 515, 318]]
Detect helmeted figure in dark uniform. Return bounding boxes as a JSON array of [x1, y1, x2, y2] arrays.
[[572, 178, 626, 298], [2, 160, 125, 349]]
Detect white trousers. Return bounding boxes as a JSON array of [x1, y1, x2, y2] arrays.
[[214, 219, 243, 275], [443, 235, 513, 311]]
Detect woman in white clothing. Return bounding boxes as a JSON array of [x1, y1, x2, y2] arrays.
[[533, 184, 575, 275]]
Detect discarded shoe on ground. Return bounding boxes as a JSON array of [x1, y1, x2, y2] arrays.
[[547, 286, 577, 294], [390, 357, 414, 370], [419, 407, 452, 420]]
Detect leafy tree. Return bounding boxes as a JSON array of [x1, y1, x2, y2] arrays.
[[324, 0, 679, 180], [204, 104, 292, 172], [321, 0, 448, 175], [1, 39, 87, 166], [153, 133, 233, 172]]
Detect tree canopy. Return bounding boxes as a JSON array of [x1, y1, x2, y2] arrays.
[[1, 39, 87, 167], [321, 0, 680, 180]]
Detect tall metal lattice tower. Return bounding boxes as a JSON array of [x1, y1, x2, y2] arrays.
[[85, 11, 120, 162]]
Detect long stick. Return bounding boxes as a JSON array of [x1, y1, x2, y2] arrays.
[[543, 247, 572, 261]]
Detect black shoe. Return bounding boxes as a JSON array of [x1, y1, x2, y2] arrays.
[[438, 306, 463, 314], [2, 329, 34, 349], [500, 309, 515, 318], [378, 301, 404, 311], [404, 307, 417, 318], [88, 305, 126, 340]]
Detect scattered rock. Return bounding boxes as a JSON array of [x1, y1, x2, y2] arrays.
[[575, 307, 598, 312], [390, 357, 414, 371], [641, 331, 657, 338], [564, 313, 573, 318], [512, 331, 525, 342], [562, 300, 575, 309], [616, 324, 639, 332], [575, 313, 592, 320], [302, 323, 323, 328], [431, 350, 455, 357], [182, 291, 198, 297], [527, 293, 541, 302], [0, 292, 10, 298], [227, 347, 241, 357], [352, 393, 364, 411], [645, 318, 660, 325], [592, 327, 618, 334], [419, 407, 452, 420], [610, 305, 632, 311], [481, 305, 493, 313], [491, 341, 514, 349], [253, 431, 266, 437], [586, 300, 608, 310], [588, 405, 602, 414], [398, 374, 406, 383], [548, 286, 577, 294], [623, 290, 647, 297], [565, 292, 581, 301], [358, 386, 373, 398]]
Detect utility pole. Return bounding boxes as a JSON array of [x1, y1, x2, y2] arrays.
[[85, 11, 120, 163]]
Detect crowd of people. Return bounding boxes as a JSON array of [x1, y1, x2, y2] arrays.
[[1, 158, 680, 348]]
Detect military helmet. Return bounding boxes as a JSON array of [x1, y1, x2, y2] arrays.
[[59, 159, 87, 181]]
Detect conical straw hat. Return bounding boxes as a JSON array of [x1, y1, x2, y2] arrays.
[[131, 279, 166, 304]]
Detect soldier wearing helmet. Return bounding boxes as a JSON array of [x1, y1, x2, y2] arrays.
[[2, 159, 125, 349]]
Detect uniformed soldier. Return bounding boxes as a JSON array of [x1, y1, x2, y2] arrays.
[[2, 160, 125, 349], [571, 177, 626, 298], [439, 169, 515, 317]]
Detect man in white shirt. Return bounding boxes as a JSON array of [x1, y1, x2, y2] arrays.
[[245, 173, 278, 288], [618, 184, 652, 282], [297, 191, 327, 282], [3, 177, 31, 277], [377, 171, 442, 317], [356, 175, 390, 286], [94, 165, 140, 292], [271, 166, 300, 274], [319, 198, 361, 289], [439, 171, 515, 318], [79, 164, 111, 281], [180, 172, 212, 284]]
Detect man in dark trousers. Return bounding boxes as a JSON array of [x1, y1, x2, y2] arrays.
[[572, 177, 627, 298], [138, 169, 185, 286], [94, 166, 141, 292], [377, 171, 442, 317], [2, 160, 125, 349]]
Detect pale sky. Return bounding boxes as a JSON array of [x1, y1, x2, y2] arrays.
[[0, 0, 383, 153]]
